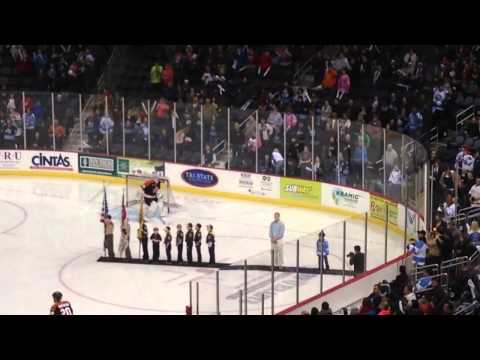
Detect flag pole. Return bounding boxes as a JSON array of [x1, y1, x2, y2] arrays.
[[102, 182, 107, 257]]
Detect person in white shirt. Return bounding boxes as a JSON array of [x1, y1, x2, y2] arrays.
[[388, 164, 402, 199], [384, 144, 399, 175], [455, 146, 474, 174], [469, 177, 480, 206], [271, 148, 284, 175], [442, 194, 457, 223]]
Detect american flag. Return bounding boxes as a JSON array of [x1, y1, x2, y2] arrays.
[[100, 184, 109, 222]]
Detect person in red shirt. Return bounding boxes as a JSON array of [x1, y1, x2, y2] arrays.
[[377, 300, 392, 316], [50, 291, 73, 315], [258, 51, 272, 77], [162, 64, 174, 88]]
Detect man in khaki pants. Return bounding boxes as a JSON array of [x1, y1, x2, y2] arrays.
[[269, 212, 285, 268], [103, 215, 115, 258]]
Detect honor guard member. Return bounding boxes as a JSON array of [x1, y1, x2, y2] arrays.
[[138, 222, 149, 261], [164, 226, 172, 262], [194, 223, 202, 263], [206, 225, 215, 264], [176, 224, 184, 263], [50, 291, 73, 315], [151, 227, 162, 262], [102, 215, 115, 258], [185, 223, 194, 263], [118, 219, 132, 259]]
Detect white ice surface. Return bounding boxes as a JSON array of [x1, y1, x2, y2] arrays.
[[0, 177, 404, 315]]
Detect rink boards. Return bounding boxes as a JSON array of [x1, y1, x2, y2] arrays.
[[0, 149, 425, 240]]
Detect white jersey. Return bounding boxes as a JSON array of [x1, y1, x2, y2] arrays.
[[443, 202, 456, 222], [469, 184, 480, 205], [389, 168, 402, 185]]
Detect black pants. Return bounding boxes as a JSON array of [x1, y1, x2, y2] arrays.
[[125, 246, 132, 259], [187, 245, 193, 263], [195, 244, 202, 263], [208, 246, 215, 264], [104, 234, 115, 258], [141, 239, 149, 260], [166, 245, 172, 262], [318, 255, 329, 270], [145, 197, 158, 207], [152, 242, 160, 261], [177, 244, 183, 262]]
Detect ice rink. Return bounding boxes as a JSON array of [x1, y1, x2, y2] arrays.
[[0, 177, 405, 315]]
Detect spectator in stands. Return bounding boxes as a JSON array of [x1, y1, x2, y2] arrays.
[[377, 299, 392, 316], [441, 194, 457, 223], [384, 144, 399, 177], [99, 112, 114, 147], [48, 120, 66, 148], [150, 62, 163, 94], [320, 63, 337, 94], [2, 119, 16, 149], [467, 220, 480, 250], [402, 285, 417, 309], [271, 148, 284, 175], [359, 298, 376, 315], [298, 145, 312, 178], [426, 229, 442, 265], [405, 107, 423, 137], [336, 70, 351, 100], [312, 156, 324, 181], [387, 163, 402, 200], [310, 307, 319, 315], [258, 50, 272, 78], [162, 64, 174, 89], [319, 301, 332, 315], [411, 230, 427, 267], [203, 144, 216, 167], [469, 177, 480, 207]]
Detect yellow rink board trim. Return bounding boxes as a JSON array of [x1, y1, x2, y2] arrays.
[[0, 170, 408, 238]]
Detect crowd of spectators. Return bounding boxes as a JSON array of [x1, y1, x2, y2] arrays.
[[303, 255, 480, 316], [0, 45, 109, 93], [0, 92, 76, 150]]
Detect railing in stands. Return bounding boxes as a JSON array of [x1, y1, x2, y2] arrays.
[[456, 104, 476, 132]]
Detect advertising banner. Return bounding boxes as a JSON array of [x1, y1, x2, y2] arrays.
[[0, 150, 26, 170], [0, 150, 78, 172], [237, 172, 279, 199], [28, 151, 78, 172], [78, 153, 116, 176], [322, 183, 369, 213], [117, 157, 165, 177], [279, 177, 321, 204]]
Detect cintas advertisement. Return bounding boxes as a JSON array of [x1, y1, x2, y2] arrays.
[[0, 150, 78, 172]]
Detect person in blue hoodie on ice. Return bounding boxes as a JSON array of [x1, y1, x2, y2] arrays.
[[317, 230, 330, 271]]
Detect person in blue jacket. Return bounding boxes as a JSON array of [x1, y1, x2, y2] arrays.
[[316, 230, 330, 271]]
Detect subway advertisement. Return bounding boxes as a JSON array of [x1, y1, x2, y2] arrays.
[[279, 177, 321, 204]]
